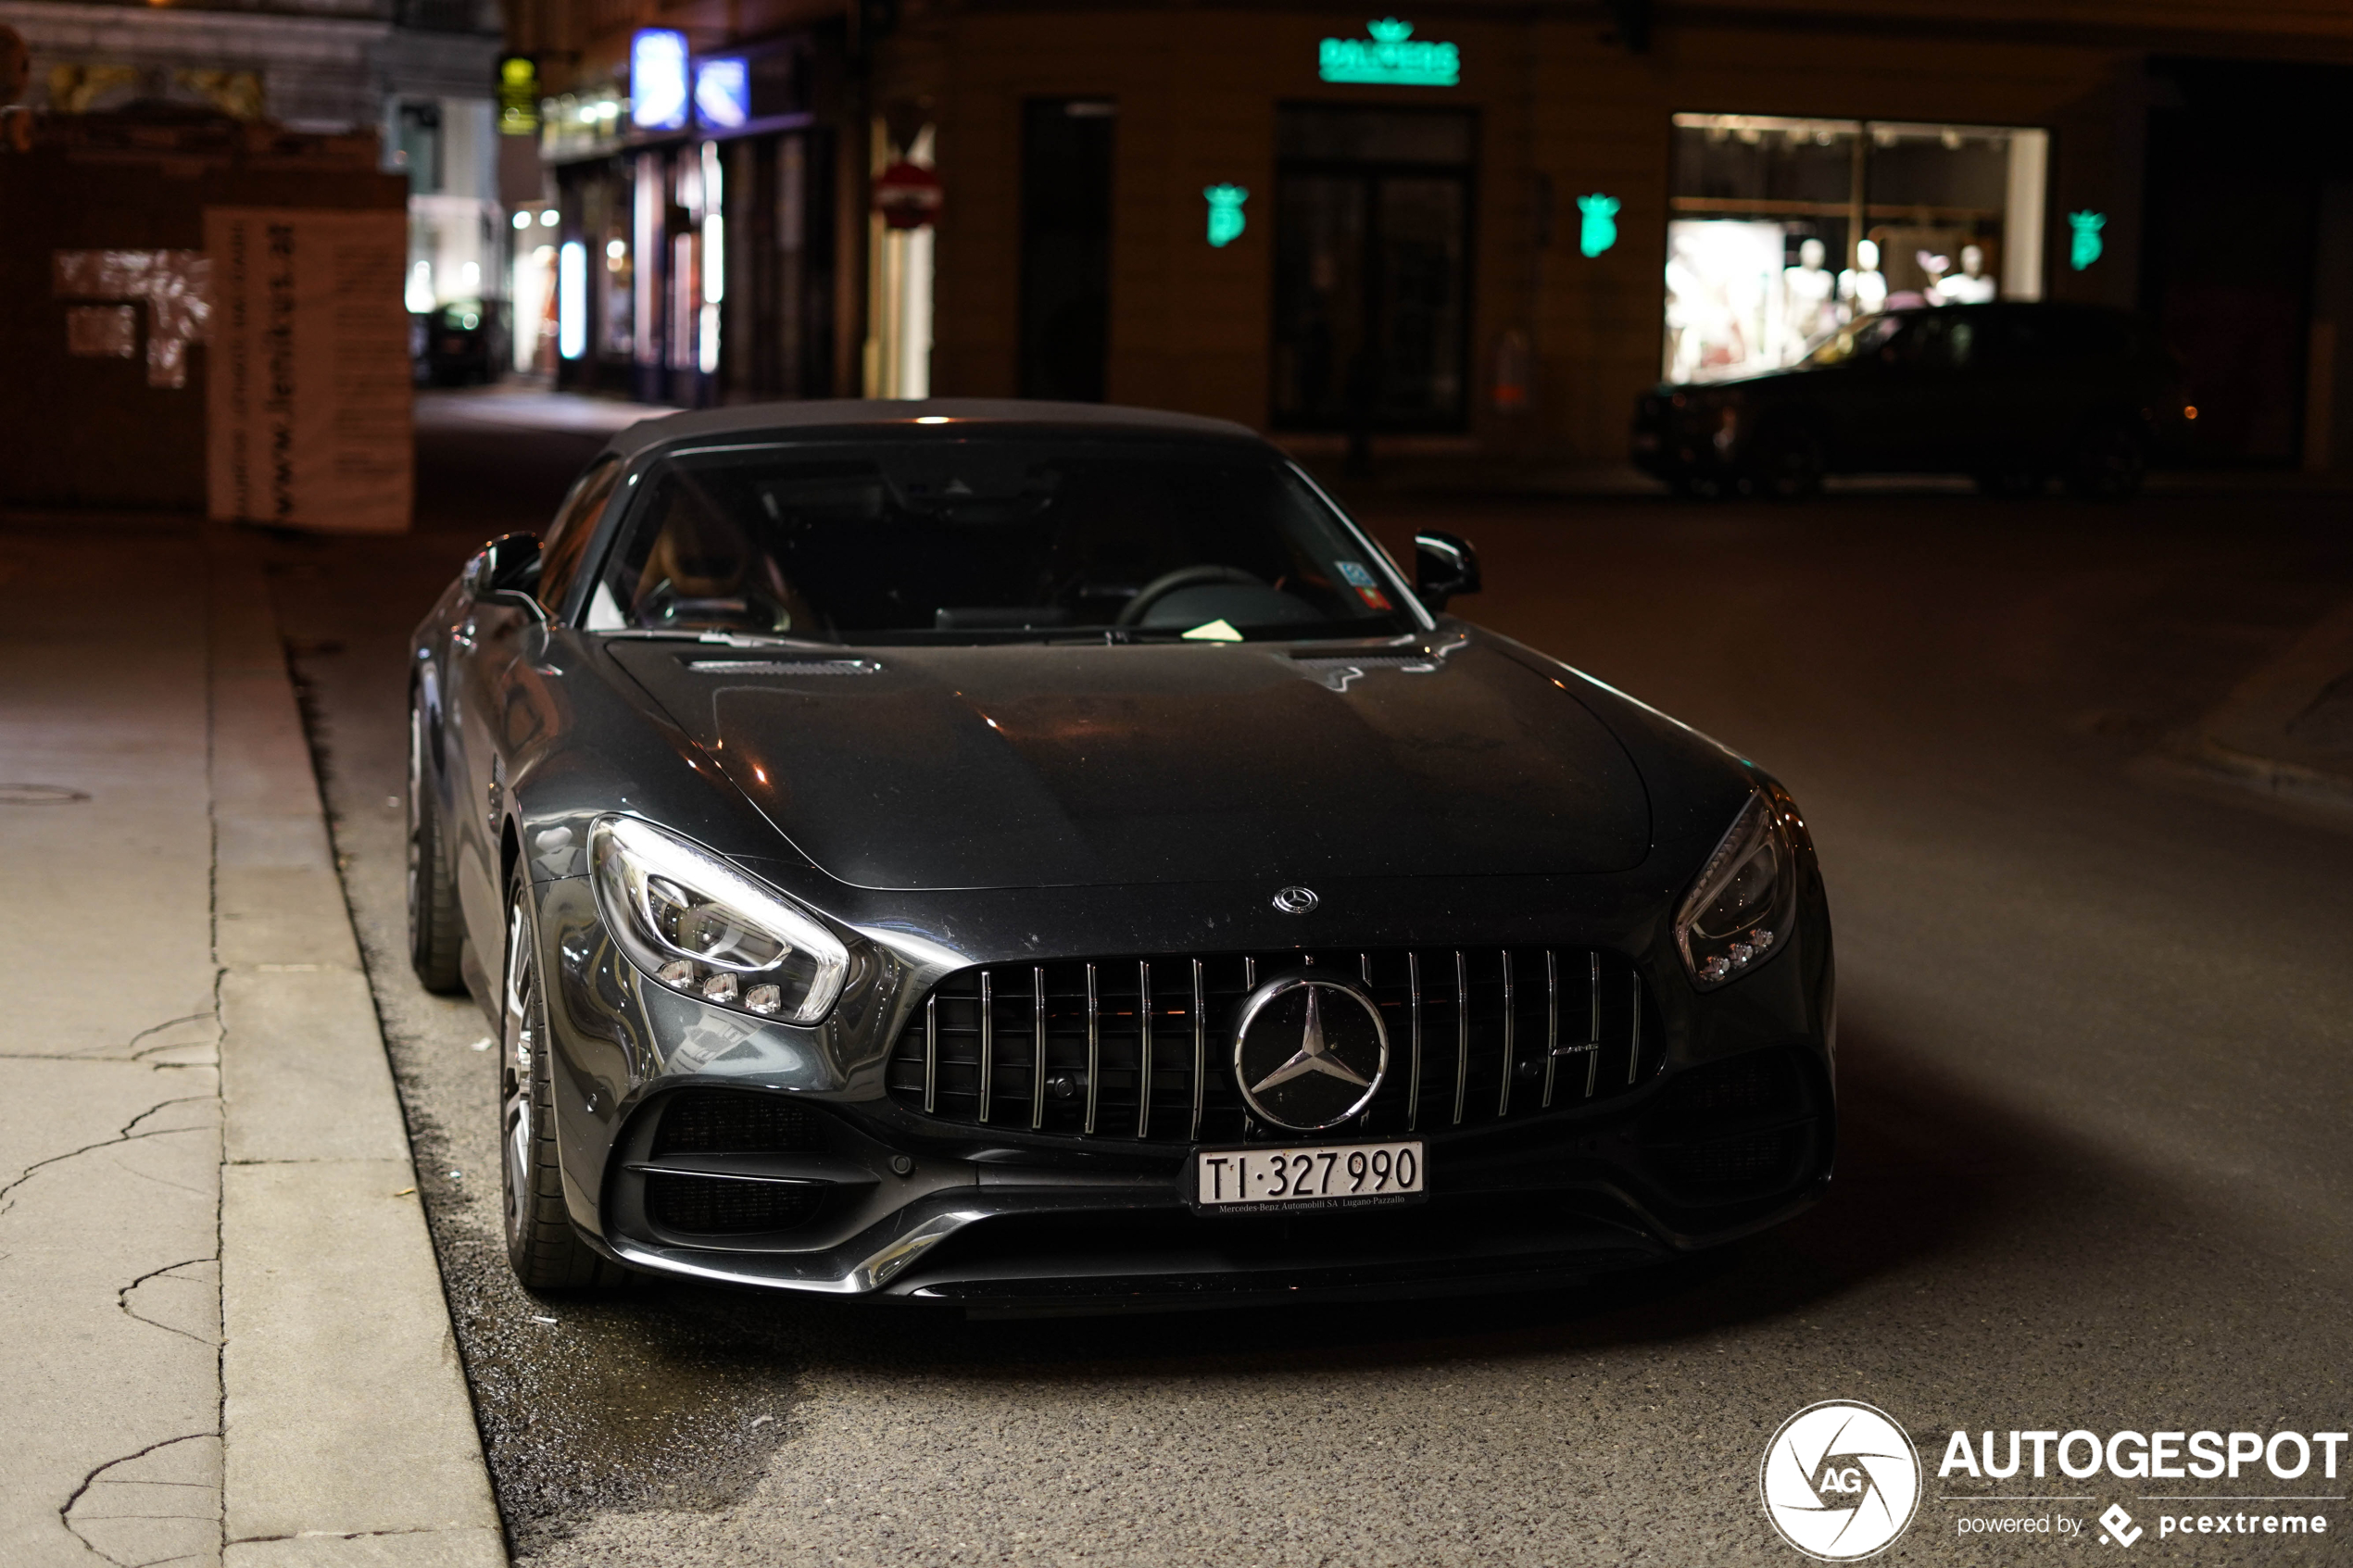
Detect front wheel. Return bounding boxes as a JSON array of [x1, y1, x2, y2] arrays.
[[1743, 426, 1824, 500], [500, 871, 627, 1291], [2066, 419, 2146, 499], [1973, 468, 2043, 498], [406, 692, 464, 994]]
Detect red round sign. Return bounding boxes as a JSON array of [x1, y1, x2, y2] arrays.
[[873, 160, 943, 230]]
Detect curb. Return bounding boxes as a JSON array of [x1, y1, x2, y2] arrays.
[[2170, 598, 2353, 819], [2171, 735, 2353, 817], [209, 541, 507, 1567]]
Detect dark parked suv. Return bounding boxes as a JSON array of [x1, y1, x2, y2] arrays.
[[1632, 303, 2194, 499]]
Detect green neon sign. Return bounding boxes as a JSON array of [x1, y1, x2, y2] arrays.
[[1577, 194, 1619, 257], [1318, 18, 1459, 88], [1204, 184, 1248, 247], [2068, 210, 2106, 271]]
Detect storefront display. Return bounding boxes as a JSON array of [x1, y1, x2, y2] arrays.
[[1663, 114, 2048, 381]]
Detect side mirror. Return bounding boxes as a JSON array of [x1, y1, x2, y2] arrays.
[[460, 532, 543, 607], [1414, 531, 1480, 611]]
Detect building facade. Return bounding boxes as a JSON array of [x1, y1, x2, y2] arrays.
[[5, 0, 507, 336], [519, 0, 2353, 470], [888, 2, 2353, 470], [513, 0, 861, 402]]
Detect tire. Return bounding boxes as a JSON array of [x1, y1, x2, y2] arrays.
[[500, 868, 628, 1291], [1743, 426, 1823, 501], [406, 692, 465, 995], [1973, 469, 2042, 498], [2066, 419, 2145, 499]]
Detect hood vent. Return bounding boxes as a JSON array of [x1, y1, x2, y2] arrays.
[[683, 657, 884, 676]]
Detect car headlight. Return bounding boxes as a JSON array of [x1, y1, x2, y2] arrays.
[[1673, 787, 1801, 988], [588, 815, 849, 1023]]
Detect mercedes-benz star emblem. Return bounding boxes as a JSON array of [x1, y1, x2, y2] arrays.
[[1231, 975, 1387, 1131], [1271, 885, 1318, 915]]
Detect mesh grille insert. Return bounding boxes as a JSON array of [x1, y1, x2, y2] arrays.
[[887, 947, 1659, 1144], [652, 1090, 821, 1156], [1645, 1049, 1804, 1135], [1658, 1128, 1809, 1197], [646, 1173, 824, 1234]]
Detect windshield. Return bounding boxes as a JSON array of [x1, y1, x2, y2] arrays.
[[582, 436, 1416, 644]]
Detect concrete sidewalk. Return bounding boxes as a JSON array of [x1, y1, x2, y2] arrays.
[[0, 523, 503, 1566]]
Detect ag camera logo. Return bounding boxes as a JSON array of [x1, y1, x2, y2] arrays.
[[1761, 1400, 1923, 1560]]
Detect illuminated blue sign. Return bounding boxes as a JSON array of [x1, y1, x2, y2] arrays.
[[695, 56, 749, 130], [2069, 210, 2106, 271], [630, 29, 688, 132], [1318, 18, 1459, 88], [1576, 194, 1619, 257]]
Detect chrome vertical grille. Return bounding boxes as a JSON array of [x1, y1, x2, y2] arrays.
[[885, 947, 1660, 1145]]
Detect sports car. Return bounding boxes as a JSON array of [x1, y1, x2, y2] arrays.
[[407, 399, 1835, 1310]]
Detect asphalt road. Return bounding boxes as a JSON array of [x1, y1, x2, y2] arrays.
[[269, 402, 2353, 1566]]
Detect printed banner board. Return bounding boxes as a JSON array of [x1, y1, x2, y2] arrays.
[[204, 207, 412, 533]]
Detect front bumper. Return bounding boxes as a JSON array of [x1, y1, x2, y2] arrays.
[[576, 1047, 1833, 1311], [532, 865, 1837, 1312]]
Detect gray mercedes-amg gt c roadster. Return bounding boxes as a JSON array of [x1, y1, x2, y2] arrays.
[[407, 399, 1834, 1311]]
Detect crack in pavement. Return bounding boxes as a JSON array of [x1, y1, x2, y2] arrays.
[[228, 1526, 453, 1544], [59, 1432, 221, 1567], [0, 1097, 220, 1220], [118, 1258, 221, 1348], [0, 1010, 223, 1065]]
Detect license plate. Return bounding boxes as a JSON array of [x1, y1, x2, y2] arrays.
[[1192, 1140, 1425, 1214]]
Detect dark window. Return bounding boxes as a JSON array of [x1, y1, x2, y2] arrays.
[[1019, 99, 1116, 401], [538, 457, 623, 616], [395, 101, 442, 194], [1273, 106, 1475, 432]]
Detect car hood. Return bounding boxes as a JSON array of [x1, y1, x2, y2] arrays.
[[605, 634, 1651, 891]]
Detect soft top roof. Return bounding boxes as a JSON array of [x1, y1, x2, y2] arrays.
[[600, 398, 1263, 461]]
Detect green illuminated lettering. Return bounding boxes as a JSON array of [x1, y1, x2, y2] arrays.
[[1317, 18, 1460, 87]]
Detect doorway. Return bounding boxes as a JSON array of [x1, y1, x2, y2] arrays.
[[2143, 56, 2353, 466], [1019, 98, 1115, 401], [1271, 106, 1475, 432]]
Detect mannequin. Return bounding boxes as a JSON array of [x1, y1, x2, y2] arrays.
[[1934, 243, 1997, 305], [1780, 237, 1838, 361], [1838, 239, 1887, 320]]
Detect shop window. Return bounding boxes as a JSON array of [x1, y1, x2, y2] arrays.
[[1020, 99, 1116, 402], [1664, 114, 2047, 382], [1272, 106, 1474, 432]]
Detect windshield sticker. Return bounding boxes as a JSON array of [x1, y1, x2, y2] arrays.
[[1335, 559, 1393, 611], [1179, 619, 1244, 643]]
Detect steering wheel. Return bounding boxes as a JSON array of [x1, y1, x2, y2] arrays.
[[1115, 564, 1265, 627]]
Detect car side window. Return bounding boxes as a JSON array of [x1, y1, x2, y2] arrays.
[[535, 457, 623, 618], [1891, 315, 1955, 369], [1982, 313, 2045, 369]]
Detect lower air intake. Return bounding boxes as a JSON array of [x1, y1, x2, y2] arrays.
[[652, 1089, 820, 1155], [645, 1173, 824, 1235]]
